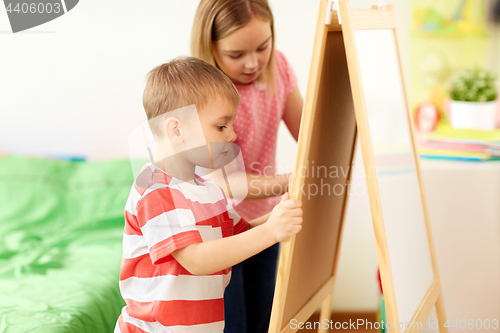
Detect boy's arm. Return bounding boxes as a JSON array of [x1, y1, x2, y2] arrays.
[[172, 223, 275, 276], [172, 194, 302, 276]]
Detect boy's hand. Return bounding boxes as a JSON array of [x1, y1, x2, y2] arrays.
[[265, 193, 303, 243]]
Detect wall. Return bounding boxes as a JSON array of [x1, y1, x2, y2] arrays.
[[0, 0, 410, 162]]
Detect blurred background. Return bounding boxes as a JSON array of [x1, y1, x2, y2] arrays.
[[1, 0, 499, 332]]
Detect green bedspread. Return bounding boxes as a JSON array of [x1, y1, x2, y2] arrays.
[[0, 155, 134, 332]]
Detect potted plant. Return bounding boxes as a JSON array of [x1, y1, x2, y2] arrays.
[[449, 66, 498, 130]]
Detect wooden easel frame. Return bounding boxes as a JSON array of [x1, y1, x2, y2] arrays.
[[269, 1, 448, 333]]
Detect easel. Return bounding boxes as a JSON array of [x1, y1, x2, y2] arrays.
[[268, 1, 448, 332]]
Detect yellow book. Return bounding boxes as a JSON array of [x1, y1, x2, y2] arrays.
[[425, 128, 500, 146]]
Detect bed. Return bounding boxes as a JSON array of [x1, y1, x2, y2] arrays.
[[0, 155, 134, 332]]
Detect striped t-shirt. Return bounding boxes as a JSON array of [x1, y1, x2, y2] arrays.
[[115, 163, 249, 333]]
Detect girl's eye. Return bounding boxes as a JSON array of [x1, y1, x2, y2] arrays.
[[217, 125, 227, 131], [229, 54, 241, 59], [257, 45, 268, 52]]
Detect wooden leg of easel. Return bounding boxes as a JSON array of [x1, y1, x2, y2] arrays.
[[318, 292, 333, 333], [436, 296, 449, 333]]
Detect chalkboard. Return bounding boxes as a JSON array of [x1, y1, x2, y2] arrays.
[[269, 2, 447, 333]]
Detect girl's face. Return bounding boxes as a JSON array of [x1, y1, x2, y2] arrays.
[[213, 17, 272, 85]]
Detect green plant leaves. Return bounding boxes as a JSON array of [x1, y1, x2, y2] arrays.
[[450, 66, 498, 102]]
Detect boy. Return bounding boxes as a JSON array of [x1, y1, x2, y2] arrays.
[[115, 57, 302, 333]]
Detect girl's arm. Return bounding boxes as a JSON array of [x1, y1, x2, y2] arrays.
[[211, 87, 303, 200], [282, 86, 304, 141], [214, 171, 291, 200], [249, 211, 271, 228]]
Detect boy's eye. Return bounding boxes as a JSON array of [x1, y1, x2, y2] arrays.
[[217, 125, 227, 131]]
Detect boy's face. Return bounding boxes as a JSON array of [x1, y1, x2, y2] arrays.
[[199, 98, 236, 162], [196, 97, 237, 169]]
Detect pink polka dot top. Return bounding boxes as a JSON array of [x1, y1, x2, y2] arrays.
[[231, 50, 297, 221]]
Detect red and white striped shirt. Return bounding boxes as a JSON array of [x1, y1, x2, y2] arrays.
[[115, 163, 249, 333]]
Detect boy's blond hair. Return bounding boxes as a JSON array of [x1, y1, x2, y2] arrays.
[[143, 56, 240, 136], [191, 0, 275, 94]]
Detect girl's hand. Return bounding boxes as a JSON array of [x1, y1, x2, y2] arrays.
[[285, 174, 293, 193], [264, 192, 303, 242]]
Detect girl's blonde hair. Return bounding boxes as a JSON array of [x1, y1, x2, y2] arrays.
[[191, 0, 275, 93]]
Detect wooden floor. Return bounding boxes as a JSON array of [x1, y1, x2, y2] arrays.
[[296, 311, 378, 332]]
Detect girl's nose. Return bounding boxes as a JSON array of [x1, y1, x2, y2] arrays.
[[228, 128, 237, 143], [245, 54, 258, 69]]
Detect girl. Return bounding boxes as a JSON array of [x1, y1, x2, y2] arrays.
[[191, 1, 303, 332]]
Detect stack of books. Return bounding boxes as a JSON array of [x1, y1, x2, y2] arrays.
[[418, 128, 500, 161]]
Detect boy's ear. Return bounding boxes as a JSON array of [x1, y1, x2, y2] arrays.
[[164, 117, 183, 144]]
